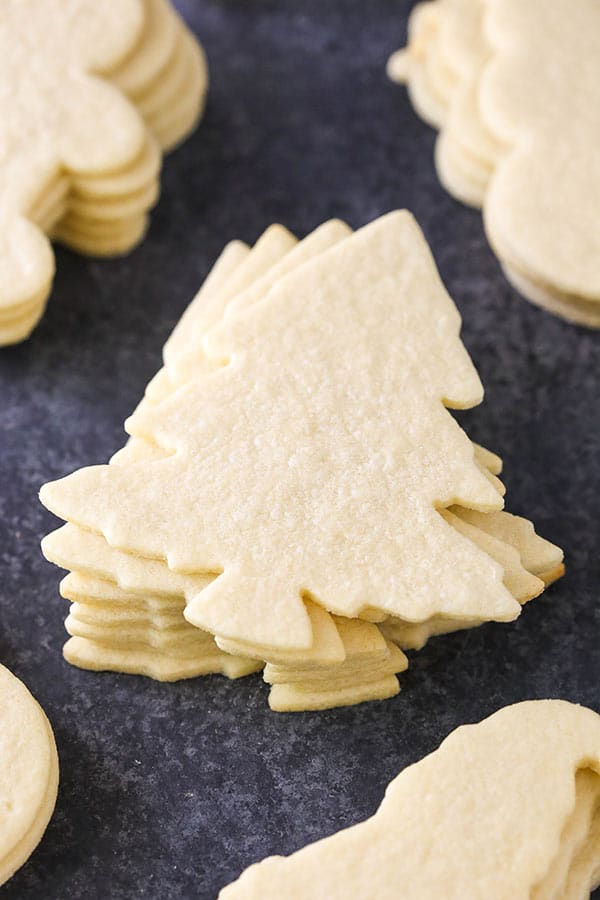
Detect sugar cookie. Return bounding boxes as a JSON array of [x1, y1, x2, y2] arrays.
[[220, 701, 600, 898], [389, 0, 600, 326], [0, 664, 59, 887]]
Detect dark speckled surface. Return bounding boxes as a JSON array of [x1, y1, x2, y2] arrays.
[[1, 1, 599, 897]]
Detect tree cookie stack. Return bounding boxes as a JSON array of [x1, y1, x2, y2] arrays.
[[40, 211, 564, 711]]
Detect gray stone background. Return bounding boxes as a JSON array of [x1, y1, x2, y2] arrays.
[[1, 1, 599, 897]]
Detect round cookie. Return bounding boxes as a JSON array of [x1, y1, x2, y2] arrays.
[[0, 664, 59, 887]]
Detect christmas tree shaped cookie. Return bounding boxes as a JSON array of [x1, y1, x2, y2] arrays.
[[58, 568, 262, 682], [41, 212, 519, 645], [389, 0, 600, 327], [0, 0, 207, 345], [219, 701, 600, 898], [40, 212, 564, 711]]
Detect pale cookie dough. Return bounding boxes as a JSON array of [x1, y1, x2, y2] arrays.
[[0, 664, 59, 887], [219, 700, 600, 899]]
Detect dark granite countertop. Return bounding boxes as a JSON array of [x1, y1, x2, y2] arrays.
[[1, 1, 599, 897]]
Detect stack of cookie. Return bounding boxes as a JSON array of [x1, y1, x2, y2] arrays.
[[0, 0, 207, 346], [388, 0, 600, 327], [42, 524, 262, 683], [40, 211, 564, 712]]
